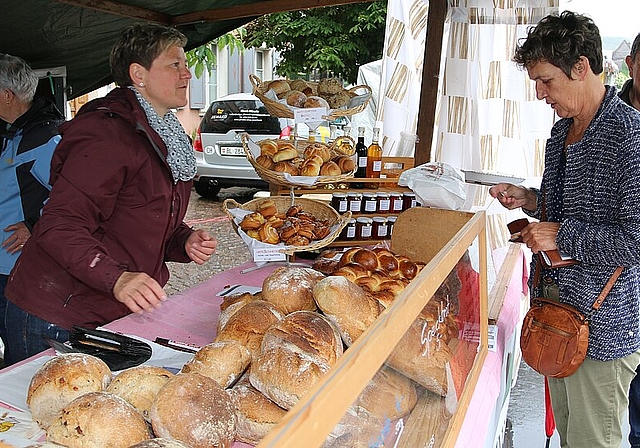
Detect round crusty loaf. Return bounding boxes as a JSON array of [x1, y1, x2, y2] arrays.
[[313, 275, 380, 346], [46, 391, 150, 448], [150, 373, 236, 448], [106, 365, 174, 420], [28, 353, 112, 429], [215, 300, 283, 360], [261, 266, 323, 315], [260, 310, 343, 366], [127, 439, 191, 448], [181, 340, 251, 388], [227, 376, 287, 445], [355, 366, 417, 421]]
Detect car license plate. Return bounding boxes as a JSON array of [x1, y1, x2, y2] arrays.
[[220, 146, 244, 156]]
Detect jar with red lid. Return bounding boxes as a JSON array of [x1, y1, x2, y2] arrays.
[[376, 192, 391, 214], [402, 192, 417, 210], [363, 193, 377, 214], [390, 192, 403, 213], [347, 192, 362, 213], [331, 192, 348, 214], [372, 217, 388, 239], [356, 217, 373, 240]]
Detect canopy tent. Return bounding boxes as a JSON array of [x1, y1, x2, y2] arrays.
[[0, 0, 371, 99]]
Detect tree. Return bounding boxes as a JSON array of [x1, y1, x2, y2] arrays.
[[186, 29, 246, 79], [243, 1, 387, 84]]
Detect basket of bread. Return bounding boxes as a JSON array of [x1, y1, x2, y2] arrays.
[[249, 74, 371, 120], [242, 133, 356, 187], [223, 196, 351, 255]]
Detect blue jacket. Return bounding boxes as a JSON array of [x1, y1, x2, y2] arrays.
[[0, 96, 63, 275], [526, 86, 640, 361]]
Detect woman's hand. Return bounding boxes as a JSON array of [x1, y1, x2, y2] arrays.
[[113, 271, 167, 314], [2, 221, 31, 254], [521, 221, 561, 254], [489, 183, 537, 211], [185, 229, 217, 265]]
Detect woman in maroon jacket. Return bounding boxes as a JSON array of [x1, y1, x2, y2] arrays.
[[4, 23, 217, 365]]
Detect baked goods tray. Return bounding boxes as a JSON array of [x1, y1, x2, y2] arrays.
[[223, 196, 351, 256], [461, 169, 525, 186], [242, 133, 355, 188], [250, 74, 371, 120]]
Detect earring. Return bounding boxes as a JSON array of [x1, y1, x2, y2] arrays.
[[139, 82, 144, 87]]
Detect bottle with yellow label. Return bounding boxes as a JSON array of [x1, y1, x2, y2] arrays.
[[365, 127, 382, 188]]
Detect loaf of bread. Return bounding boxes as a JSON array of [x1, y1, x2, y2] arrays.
[[227, 375, 287, 445], [322, 405, 385, 448], [313, 275, 380, 346], [320, 160, 341, 176], [285, 90, 307, 108], [261, 266, 323, 314], [46, 392, 150, 448], [355, 366, 417, 421], [268, 79, 291, 98], [181, 340, 251, 388], [151, 373, 236, 448], [27, 353, 112, 429], [216, 300, 283, 360], [106, 365, 174, 420], [317, 78, 343, 96], [250, 311, 342, 410], [128, 439, 191, 448], [304, 95, 330, 109]]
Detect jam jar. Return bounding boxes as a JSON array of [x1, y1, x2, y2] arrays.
[[363, 193, 377, 214], [387, 216, 397, 235], [402, 192, 417, 210], [372, 216, 388, 239], [340, 218, 357, 240], [331, 192, 348, 214], [376, 192, 391, 214], [390, 192, 403, 213], [347, 192, 362, 213], [355, 217, 373, 240]]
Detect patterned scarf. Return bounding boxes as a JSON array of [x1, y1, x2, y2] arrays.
[[129, 86, 196, 182]]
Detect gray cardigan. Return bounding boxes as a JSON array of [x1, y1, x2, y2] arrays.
[[526, 86, 640, 361]]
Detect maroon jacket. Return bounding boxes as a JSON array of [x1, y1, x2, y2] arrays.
[[6, 88, 193, 329]]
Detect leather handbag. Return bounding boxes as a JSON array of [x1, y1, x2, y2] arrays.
[[520, 266, 623, 378]]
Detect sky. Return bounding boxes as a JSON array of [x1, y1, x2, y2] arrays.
[[561, 0, 638, 41]]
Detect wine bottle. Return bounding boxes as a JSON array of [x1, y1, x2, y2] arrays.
[[365, 127, 382, 189], [354, 126, 367, 189]]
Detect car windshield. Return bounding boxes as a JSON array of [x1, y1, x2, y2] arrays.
[[201, 99, 281, 134]]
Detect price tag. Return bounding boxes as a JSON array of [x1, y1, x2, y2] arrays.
[[488, 324, 498, 352], [252, 247, 287, 262], [294, 107, 328, 123]]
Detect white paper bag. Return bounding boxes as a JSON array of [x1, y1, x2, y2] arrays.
[[398, 162, 466, 210]]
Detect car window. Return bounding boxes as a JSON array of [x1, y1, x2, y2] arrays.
[[200, 99, 282, 134]]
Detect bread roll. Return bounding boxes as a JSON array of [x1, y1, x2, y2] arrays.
[[272, 160, 299, 175], [257, 199, 278, 218], [259, 221, 280, 244], [239, 212, 265, 231], [151, 373, 236, 448], [289, 79, 310, 93], [300, 156, 322, 176], [216, 300, 283, 360], [335, 155, 356, 173], [227, 375, 286, 445], [268, 79, 291, 98], [106, 365, 173, 420], [313, 276, 380, 346], [128, 439, 191, 448], [259, 139, 279, 157], [261, 266, 321, 314], [28, 353, 112, 429], [272, 145, 298, 162], [285, 90, 307, 108], [326, 91, 352, 109], [255, 154, 274, 170], [181, 340, 251, 388], [320, 160, 341, 176], [318, 77, 343, 95], [304, 95, 329, 109], [46, 392, 150, 448], [303, 143, 331, 163]]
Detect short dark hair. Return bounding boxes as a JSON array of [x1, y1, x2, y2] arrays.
[[513, 11, 603, 78], [109, 23, 188, 87], [630, 33, 640, 61]]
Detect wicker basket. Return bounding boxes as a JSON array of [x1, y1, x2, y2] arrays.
[[223, 196, 351, 255], [242, 134, 355, 188], [249, 74, 372, 120]]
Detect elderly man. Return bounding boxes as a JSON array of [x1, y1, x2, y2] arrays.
[[620, 32, 640, 448]]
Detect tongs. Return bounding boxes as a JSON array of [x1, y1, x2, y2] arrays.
[[45, 327, 152, 371]]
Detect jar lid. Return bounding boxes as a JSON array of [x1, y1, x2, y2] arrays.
[[332, 192, 347, 197], [376, 192, 390, 198], [356, 217, 373, 223], [347, 192, 361, 198], [363, 192, 376, 198], [348, 218, 356, 224], [403, 192, 416, 197], [372, 217, 386, 223], [387, 216, 397, 222]]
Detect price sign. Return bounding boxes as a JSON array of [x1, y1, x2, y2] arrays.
[[294, 107, 328, 124], [252, 246, 287, 262]]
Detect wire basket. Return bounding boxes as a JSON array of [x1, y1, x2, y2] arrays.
[[242, 134, 355, 188], [249, 74, 372, 120], [223, 196, 351, 255]]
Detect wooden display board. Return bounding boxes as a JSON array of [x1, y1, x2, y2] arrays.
[[258, 207, 489, 447]]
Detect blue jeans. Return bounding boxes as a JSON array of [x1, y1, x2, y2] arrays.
[[630, 367, 640, 447], [4, 300, 69, 366]]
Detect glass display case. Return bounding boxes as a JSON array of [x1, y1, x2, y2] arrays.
[[259, 207, 489, 447]]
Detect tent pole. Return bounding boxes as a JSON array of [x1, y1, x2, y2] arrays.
[[415, 0, 447, 165]]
